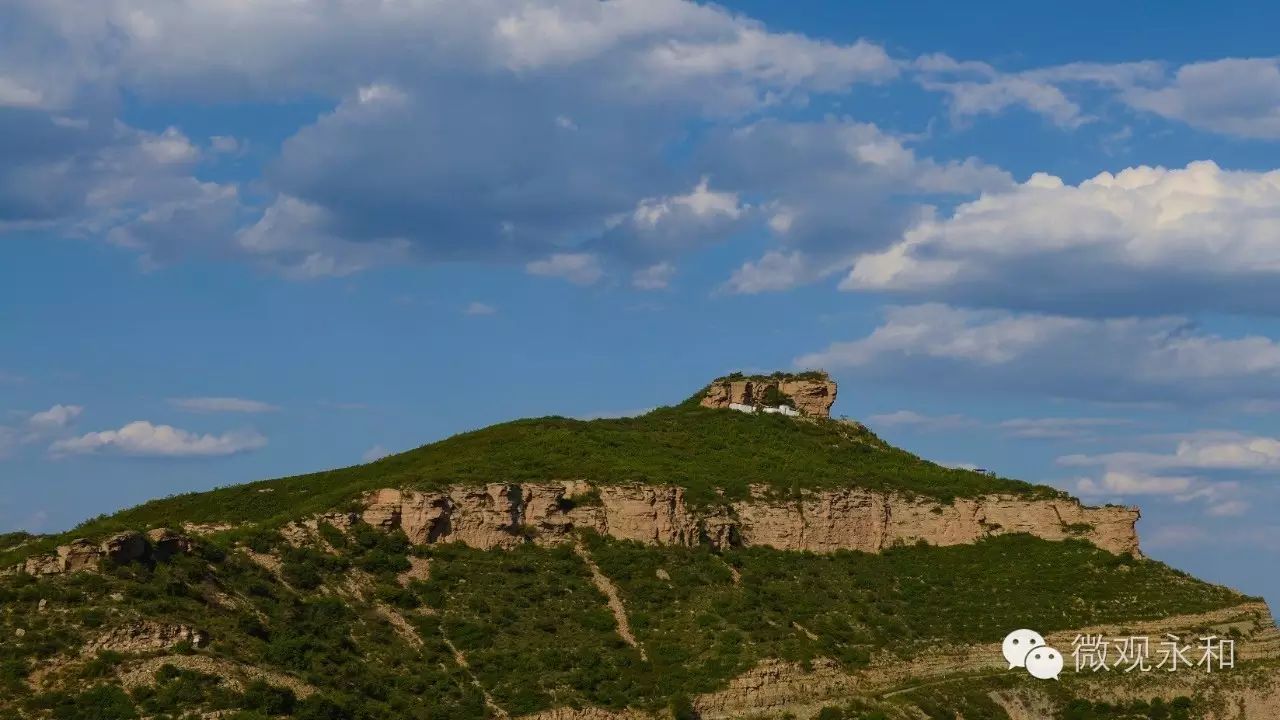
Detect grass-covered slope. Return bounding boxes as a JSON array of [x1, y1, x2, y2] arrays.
[[3, 403, 1065, 569], [0, 531, 1252, 720]]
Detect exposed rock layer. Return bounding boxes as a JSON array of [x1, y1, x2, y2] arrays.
[[83, 621, 209, 654], [361, 484, 1141, 555], [700, 375, 837, 417], [11, 529, 192, 577]]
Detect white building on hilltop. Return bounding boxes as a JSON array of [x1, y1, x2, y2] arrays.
[[728, 402, 799, 417]]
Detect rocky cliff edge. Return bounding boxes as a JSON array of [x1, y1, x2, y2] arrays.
[[358, 483, 1141, 556], [699, 372, 837, 418]]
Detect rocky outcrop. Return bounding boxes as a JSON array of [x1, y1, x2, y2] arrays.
[[364, 486, 524, 550], [84, 621, 209, 654], [700, 373, 837, 418], [144, 528, 191, 561], [361, 483, 1141, 556], [12, 529, 193, 577]]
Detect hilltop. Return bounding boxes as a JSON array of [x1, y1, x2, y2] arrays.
[[2, 373, 1063, 568], [1, 373, 1277, 720]]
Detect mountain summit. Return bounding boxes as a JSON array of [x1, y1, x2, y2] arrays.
[[698, 371, 838, 418], [2, 374, 1277, 719]]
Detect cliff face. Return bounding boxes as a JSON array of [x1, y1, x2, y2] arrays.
[[700, 374, 838, 418], [359, 483, 1141, 556], [11, 528, 192, 577]]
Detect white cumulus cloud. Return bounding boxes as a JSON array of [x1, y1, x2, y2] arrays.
[[844, 162, 1280, 315], [1123, 58, 1280, 139], [50, 421, 266, 457], [27, 404, 83, 430]]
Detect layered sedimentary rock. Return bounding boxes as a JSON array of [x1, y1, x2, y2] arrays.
[[360, 484, 1141, 556], [700, 374, 838, 418], [83, 621, 209, 654], [12, 529, 192, 577]]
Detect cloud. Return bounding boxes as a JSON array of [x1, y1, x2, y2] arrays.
[[50, 421, 266, 457], [1076, 470, 1196, 496], [26, 404, 83, 430], [1123, 58, 1280, 139], [0, 105, 241, 274], [844, 162, 1280, 315], [797, 304, 1280, 404], [362, 445, 392, 463], [915, 52, 1280, 141], [867, 410, 977, 431], [464, 302, 498, 316], [722, 251, 812, 294], [0, 0, 905, 278], [631, 262, 675, 290], [997, 417, 1132, 440], [913, 54, 1162, 129], [0, 77, 43, 108], [1073, 470, 1243, 517], [916, 63, 1086, 128], [600, 178, 749, 263], [0, 404, 86, 452], [0, 112, 216, 227], [1060, 431, 1280, 473], [1207, 500, 1249, 517], [869, 409, 1129, 440], [1143, 523, 1209, 550], [526, 252, 604, 285], [1061, 430, 1280, 516], [708, 118, 1012, 293], [169, 397, 280, 414], [233, 195, 411, 279], [10, 0, 894, 110], [209, 135, 241, 154]]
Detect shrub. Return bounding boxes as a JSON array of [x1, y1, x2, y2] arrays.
[[240, 680, 297, 716]]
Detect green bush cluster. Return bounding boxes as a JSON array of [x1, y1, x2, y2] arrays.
[[1060, 697, 1195, 720]]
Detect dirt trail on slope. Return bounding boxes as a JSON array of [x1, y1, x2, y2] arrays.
[[573, 540, 647, 661]]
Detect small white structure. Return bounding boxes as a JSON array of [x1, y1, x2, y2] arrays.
[[729, 403, 799, 417]]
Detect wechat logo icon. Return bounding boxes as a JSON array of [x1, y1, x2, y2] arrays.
[[1003, 628, 1063, 680]]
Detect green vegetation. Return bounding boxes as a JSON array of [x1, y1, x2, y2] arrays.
[[1060, 697, 1197, 720], [1, 401, 1065, 568], [421, 543, 653, 713], [718, 370, 831, 383], [584, 533, 1244, 700], [760, 385, 796, 408], [0, 532, 34, 550], [0, 528, 1249, 720]]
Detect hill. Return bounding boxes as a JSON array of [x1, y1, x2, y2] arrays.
[[1, 376, 1063, 568], [1, 374, 1277, 720]]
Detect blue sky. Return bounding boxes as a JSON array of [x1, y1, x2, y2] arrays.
[[3, 0, 1280, 608]]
